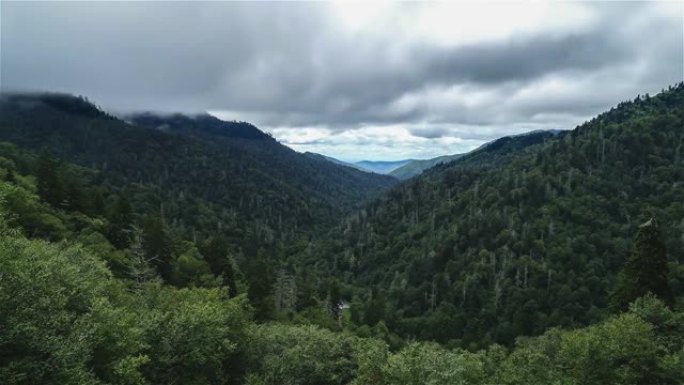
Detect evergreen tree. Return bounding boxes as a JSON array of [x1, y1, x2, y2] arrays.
[[5, 169, 16, 184], [245, 250, 274, 321], [274, 269, 297, 314], [141, 214, 174, 281], [36, 151, 65, 208], [128, 226, 158, 291], [199, 235, 239, 297], [326, 279, 342, 320], [106, 195, 134, 249], [611, 218, 674, 311]]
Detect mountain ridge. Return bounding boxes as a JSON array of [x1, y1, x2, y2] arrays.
[[0, 92, 397, 252], [306, 83, 684, 348]]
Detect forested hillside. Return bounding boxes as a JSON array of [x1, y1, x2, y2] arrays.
[[0, 93, 395, 286], [0, 94, 395, 243], [304, 152, 369, 173], [389, 154, 464, 180], [387, 130, 564, 180], [1, 85, 683, 384], [1, 185, 682, 384], [311, 83, 684, 348], [354, 160, 412, 174], [0, 92, 398, 321]]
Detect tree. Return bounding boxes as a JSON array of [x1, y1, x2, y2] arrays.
[[274, 269, 297, 315], [107, 195, 134, 249], [141, 214, 174, 281], [326, 279, 342, 320], [128, 227, 159, 291], [245, 250, 274, 321], [36, 150, 65, 208], [611, 218, 674, 311], [199, 235, 239, 297]]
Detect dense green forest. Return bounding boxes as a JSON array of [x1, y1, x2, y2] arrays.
[[309, 83, 684, 348], [0, 170, 682, 384], [0, 93, 395, 243], [1, 84, 683, 384], [0, 93, 395, 317]]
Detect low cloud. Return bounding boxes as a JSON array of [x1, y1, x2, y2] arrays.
[[2, 1, 682, 160]]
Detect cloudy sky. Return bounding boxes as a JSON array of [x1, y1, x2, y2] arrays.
[[2, 1, 682, 161]]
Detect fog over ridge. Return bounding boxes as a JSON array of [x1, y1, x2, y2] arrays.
[[1, 1, 681, 161]]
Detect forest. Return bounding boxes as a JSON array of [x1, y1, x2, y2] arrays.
[[0, 83, 683, 384]]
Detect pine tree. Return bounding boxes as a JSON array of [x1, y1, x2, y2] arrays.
[[141, 214, 173, 281], [128, 227, 158, 292], [107, 195, 134, 249], [611, 218, 674, 311], [274, 269, 297, 314], [199, 235, 239, 297], [326, 279, 342, 320], [36, 151, 65, 208]]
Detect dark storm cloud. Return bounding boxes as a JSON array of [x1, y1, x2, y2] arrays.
[[1, 1, 682, 159]]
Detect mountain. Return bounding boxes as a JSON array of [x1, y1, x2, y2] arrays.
[[389, 130, 566, 180], [354, 159, 413, 174], [389, 154, 464, 180], [0, 93, 397, 256], [309, 83, 684, 348], [303, 152, 370, 173], [1, 87, 683, 385], [130, 111, 275, 141]]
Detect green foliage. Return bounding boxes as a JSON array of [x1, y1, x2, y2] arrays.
[[317, 83, 684, 346], [141, 214, 173, 280], [240, 297, 684, 385], [245, 324, 362, 385], [172, 246, 216, 287], [1, 86, 684, 384], [383, 342, 485, 385], [0, 180, 67, 239], [0, 93, 396, 257], [492, 295, 684, 385], [0, 233, 134, 384], [141, 288, 250, 385], [612, 218, 674, 311], [0, 228, 250, 385]]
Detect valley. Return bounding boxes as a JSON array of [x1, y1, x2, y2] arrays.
[[0, 84, 683, 384]]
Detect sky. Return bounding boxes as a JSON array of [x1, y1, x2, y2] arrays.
[[1, 1, 682, 161]]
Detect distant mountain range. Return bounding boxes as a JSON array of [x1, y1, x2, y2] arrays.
[[353, 160, 412, 174], [388, 154, 464, 179], [308, 129, 565, 180], [304, 155, 413, 175], [303, 152, 368, 172]]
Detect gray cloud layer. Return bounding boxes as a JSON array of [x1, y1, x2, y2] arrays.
[[1, 1, 682, 160]]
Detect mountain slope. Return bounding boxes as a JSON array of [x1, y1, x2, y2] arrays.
[[127, 112, 397, 210], [389, 154, 464, 180], [314, 83, 684, 347], [355, 160, 413, 174], [389, 130, 566, 182], [303, 152, 370, 173], [0, 93, 396, 253]]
